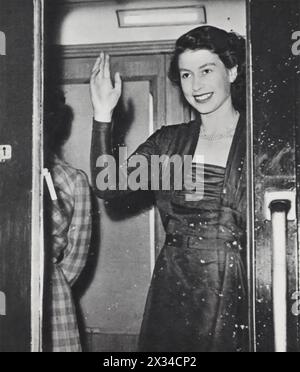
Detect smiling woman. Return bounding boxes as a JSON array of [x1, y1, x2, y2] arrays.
[[178, 51, 236, 112], [169, 26, 246, 113], [90, 26, 248, 352]]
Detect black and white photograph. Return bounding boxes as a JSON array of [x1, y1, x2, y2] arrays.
[[0, 0, 300, 354]]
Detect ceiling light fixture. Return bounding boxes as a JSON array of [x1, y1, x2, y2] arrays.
[[117, 6, 206, 28]]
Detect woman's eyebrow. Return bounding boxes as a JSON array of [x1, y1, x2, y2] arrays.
[[179, 63, 216, 72], [198, 62, 216, 69]]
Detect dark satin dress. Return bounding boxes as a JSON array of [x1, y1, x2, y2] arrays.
[[92, 114, 248, 353], [138, 163, 248, 352]]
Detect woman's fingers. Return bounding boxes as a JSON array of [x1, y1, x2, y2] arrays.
[[90, 53, 121, 116], [114, 72, 122, 94], [91, 65, 100, 88], [91, 52, 114, 82], [91, 53, 104, 80], [104, 54, 111, 79], [92, 55, 101, 74], [99, 52, 105, 78], [91, 53, 121, 99]]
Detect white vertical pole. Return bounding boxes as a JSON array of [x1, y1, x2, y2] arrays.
[[31, 0, 44, 352], [271, 203, 288, 353]]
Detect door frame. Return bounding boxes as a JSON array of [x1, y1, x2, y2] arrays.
[[32, 0, 44, 352], [0, 0, 44, 352]]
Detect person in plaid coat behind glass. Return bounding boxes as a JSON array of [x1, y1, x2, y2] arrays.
[[43, 89, 92, 352]]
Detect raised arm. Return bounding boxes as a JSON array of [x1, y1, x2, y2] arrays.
[[90, 53, 164, 201]]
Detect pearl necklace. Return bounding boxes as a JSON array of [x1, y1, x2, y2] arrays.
[[199, 126, 236, 141], [199, 113, 239, 141]]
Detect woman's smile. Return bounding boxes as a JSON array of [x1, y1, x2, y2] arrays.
[[193, 92, 214, 104]]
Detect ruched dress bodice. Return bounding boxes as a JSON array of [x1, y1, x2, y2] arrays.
[[165, 163, 245, 244]]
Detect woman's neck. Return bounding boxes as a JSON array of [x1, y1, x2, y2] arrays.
[[200, 98, 239, 136]]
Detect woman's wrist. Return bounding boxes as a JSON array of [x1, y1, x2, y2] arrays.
[[94, 110, 113, 123]]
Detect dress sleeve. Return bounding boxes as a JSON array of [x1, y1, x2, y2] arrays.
[[58, 170, 92, 286], [91, 119, 164, 200]]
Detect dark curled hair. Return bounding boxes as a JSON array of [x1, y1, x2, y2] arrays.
[[169, 26, 246, 111], [44, 88, 73, 165]]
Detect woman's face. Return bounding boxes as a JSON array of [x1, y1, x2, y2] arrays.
[[178, 49, 237, 115]]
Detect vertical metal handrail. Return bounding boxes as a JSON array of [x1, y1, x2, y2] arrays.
[[269, 200, 291, 353]]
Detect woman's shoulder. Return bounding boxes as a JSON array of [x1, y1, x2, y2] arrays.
[[154, 120, 198, 141], [160, 120, 198, 131]]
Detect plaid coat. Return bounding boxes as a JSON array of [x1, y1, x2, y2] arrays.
[[44, 157, 92, 352]]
